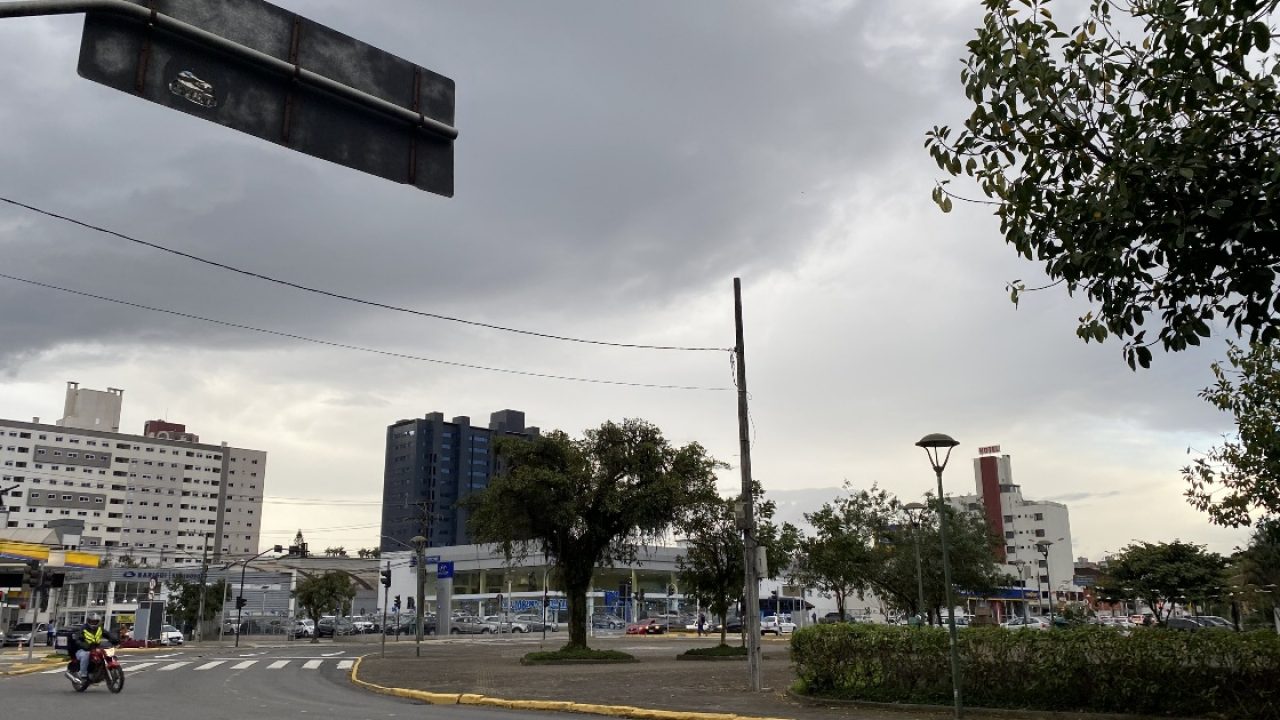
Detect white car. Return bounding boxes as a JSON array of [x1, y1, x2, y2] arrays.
[[1001, 615, 1050, 630], [761, 615, 797, 634], [160, 624, 184, 645]]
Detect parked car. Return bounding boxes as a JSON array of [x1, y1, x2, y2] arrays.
[[483, 615, 532, 633], [316, 617, 356, 638], [761, 615, 797, 634], [513, 614, 555, 632], [449, 616, 497, 634], [1165, 616, 1206, 631], [625, 619, 667, 635], [386, 615, 436, 636], [591, 614, 625, 629], [350, 616, 379, 634], [159, 624, 184, 646], [1001, 616, 1051, 630], [1193, 615, 1234, 629], [4, 622, 48, 647], [818, 612, 850, 624]]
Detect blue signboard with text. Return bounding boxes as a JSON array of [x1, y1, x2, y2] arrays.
[[437, 561, 454, 579]]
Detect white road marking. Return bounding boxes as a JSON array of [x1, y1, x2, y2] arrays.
[[337, 660, 354, 670], [231, 660, 258, 670], [267, 660, 290, 669], [320, 651, 344, 657], [158, 662, 190, 671], [302, 660, 323, 669], [125, 662, 158, 672], [195, 661, 226, 670]]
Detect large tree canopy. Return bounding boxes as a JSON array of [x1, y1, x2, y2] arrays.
[[1102, 540, 1227, 624], [292, 571, 356, 644], [927, 0, 1280, 368], [466, 419, 721, 650], [1184, 342, 1280, 527]]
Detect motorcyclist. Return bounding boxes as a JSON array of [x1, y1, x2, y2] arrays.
[[70, 614, 115, 681]]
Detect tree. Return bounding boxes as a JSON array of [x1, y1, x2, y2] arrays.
[[927, 0, 1280, 369], [356, 547, 381, 559], [1184, 342, 1280, 527], [164, 576, 227, 632], [1238, 518, 1280, 629], [466, 419, 721, 650], [791, 485, 897, 620], [875, 499, 1009, 624], [675, 481, 801, 645], [1105, 540, 1227, 624], [292, 571, 356, 644]]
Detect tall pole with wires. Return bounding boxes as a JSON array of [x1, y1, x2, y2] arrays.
[[734, 278, 762, 692]]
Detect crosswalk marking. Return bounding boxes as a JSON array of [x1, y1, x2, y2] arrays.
[[159, 662, 190, 671], [267, 660, 290, 669], [337, 660, 353, 670], [231, 660, 258, 670], [195, 661, 225, 671], [302, 660, 322, 670], [126, 662, 158, 672]]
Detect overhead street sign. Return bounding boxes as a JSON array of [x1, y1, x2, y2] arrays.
[[0, 0, 456, 195]]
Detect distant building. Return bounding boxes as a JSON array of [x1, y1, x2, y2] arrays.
[[0, 382, 266, 565], [380, 410, 539, 552], [949, 446, 1076, 616]]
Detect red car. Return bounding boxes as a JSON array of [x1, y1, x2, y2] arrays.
[[624, 619, 667, 635]]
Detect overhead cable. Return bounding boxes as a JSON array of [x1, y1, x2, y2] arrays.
[[0, 272, 728, 391], [0, 196, 730, 352]]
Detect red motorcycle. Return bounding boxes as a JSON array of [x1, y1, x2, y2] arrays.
[[64, 646, 125, 693]]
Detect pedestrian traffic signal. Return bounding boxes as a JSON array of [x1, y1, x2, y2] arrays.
[[407, 597, 415, 610], [380, 567, 392, 588], [235, 596, 247, 610]]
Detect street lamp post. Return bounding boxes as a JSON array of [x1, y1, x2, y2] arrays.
[[917, 432, 963, 720], [903, 502, 927, 626], [235, 544, 283, 648], [1036, 541, 1055, 623], [411, 535, 427, 658]]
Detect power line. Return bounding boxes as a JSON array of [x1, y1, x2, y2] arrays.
[[0, 196, 730, 353], [0, 273, 730, 391]]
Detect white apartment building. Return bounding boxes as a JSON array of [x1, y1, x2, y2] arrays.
[[949, 445, 1076, 614], [0, 382, 266, 565]]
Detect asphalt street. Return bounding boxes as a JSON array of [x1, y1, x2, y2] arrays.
[[0, 644, 569, 720]]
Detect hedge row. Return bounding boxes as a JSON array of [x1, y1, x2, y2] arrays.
[[790, 623, 1280, 719]]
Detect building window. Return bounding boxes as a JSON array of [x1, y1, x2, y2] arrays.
[[1034, 529, 1046, 538], [1004, 531, 1015, 539], [1034, 512, 1044, 521]]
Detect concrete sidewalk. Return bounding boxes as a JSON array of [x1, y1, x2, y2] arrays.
[[350, 635, 1052, 720]]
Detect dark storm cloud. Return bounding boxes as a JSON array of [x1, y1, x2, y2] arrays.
[[0, 0, 967, 366]]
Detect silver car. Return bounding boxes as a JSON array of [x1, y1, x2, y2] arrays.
[[449, 616, 497, 634]]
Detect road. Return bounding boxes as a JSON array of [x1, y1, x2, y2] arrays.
[[0, 643, 562, 720]]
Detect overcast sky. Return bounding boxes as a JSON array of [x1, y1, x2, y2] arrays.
[[0, 0, 1252, 563]]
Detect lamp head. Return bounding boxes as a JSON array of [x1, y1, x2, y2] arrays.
[[410, 535, 427, 552], [915, 433, 959, 472]]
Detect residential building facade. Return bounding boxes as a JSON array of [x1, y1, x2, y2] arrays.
[[949, 446, 1077, 615], [380, 410, 538, 552], [0, 382, 266, 565]]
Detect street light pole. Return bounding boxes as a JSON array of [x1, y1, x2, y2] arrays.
[[1037, 541, 1055, 623], [235, 544, 282, 648], [411, 535, 426, 657], [904, 502, 927, 626], [917, 433, 963, 720]]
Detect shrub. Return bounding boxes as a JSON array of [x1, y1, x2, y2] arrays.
[[790, 623, 1280, 719], [680, 644, 748, 658], [521, 647, 635, 665]]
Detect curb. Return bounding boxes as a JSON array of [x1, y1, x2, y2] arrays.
[[784, 689, 1209, 720], [348, 655, 791, 720]]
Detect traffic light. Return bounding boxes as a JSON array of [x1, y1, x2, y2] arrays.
[[393, 595, 401, 610], [235, 596, 247, 610], [407, 597, 415, 610], [380, 567, 392, 588], [22, 561, 38, 588], [667, 584, 676, 597], [618, 580, 632, 601], [637, 588, 646, 602]]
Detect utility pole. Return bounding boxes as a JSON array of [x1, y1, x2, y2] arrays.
[[196, 534, 209, 643], [734, 278, 762, 692]]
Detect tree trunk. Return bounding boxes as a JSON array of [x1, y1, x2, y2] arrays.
[[564, 576, 590, 649]]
